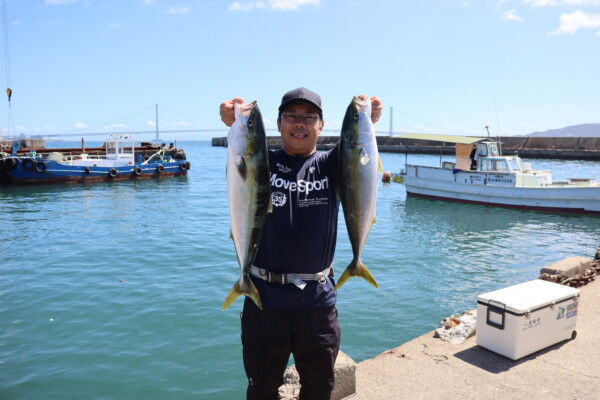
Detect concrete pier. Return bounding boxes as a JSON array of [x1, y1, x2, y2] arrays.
[[211, 136, 600, 160]]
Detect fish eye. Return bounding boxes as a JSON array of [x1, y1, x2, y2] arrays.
[[353, 112, 358, 120], [248, 120, 254, 127]]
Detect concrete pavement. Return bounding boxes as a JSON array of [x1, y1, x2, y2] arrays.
[[351, 275, 600, 399]]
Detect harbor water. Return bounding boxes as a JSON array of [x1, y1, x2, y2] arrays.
[[2, 140, 600, 399]]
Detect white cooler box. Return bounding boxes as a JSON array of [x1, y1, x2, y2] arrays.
[[476, 279, 580, 360]]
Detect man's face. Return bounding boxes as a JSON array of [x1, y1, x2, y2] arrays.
[[277, 103, 323, 156]]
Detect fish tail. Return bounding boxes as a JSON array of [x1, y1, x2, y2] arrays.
[[222, 275, 263, 310], [334, 259, 379, 290]]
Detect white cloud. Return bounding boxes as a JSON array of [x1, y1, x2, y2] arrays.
[[147, 120, 156, 128], [229, 0, 319, 11], [270, 0, 319, 10], [229, 1, 266, 11], [550, 9, 600, 34], [140, 0, 155, 5], [523, 0, 558, 6], [523, 0, 600, 6], [562, 0, 600, 5], [503, 9, 525, 21], [166, 4, 192, 15], [73, 122, 89, 129]]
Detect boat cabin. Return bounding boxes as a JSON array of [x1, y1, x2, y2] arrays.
[[105, 135, 135, 161]]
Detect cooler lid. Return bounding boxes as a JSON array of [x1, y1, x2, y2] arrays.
[[477, 279, 580, 314]]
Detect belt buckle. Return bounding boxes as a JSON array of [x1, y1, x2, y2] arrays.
[[269, 272, 283, 284]]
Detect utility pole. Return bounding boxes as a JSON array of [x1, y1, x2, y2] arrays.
[[389, 106, 393, 136]]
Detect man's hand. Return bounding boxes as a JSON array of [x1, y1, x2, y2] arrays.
[[219, 97, 245, 127], [357, 94, 383, 124]]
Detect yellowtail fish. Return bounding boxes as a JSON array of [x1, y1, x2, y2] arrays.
[[222, 101, 271, 310], [335, 96, 381, 290]]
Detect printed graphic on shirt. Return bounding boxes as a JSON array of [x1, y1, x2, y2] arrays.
[[299, 197, 329, 208], [272, 191, 287, 207], [276, 163, 291, 173], [270, 173, 329, 195]]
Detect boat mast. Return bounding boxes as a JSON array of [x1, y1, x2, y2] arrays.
[[155, 103, 159, 142]]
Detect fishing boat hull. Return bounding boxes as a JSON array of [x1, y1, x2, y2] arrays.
[[404, 165, 600, 215], [3, 158, 189, 185]]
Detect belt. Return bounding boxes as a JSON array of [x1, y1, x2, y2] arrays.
[[249, 266, 333, 290]]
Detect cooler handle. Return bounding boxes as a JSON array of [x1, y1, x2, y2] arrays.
[[486, 300, 506, 330]]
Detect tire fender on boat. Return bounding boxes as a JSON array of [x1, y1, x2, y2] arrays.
[[179, 162, 187, 170], [5, 157, 17, 171], [156, 164, 164, 173], [22, 158, 36, 172], [109, 168, 118, 177], [134, 166, 143, 176], [35, 161, 47, 173]]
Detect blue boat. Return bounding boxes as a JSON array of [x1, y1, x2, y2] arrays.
[[1, 135, 190, 184]]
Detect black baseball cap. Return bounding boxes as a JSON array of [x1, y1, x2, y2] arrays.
[[278, 87, 323, 118]]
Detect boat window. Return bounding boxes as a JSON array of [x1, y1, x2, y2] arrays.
[[106, 142, 116, 154], [480, 159, 509, 172], [488, 143, 499, 156], [494, 160, 508, 171], [477, 143, 488, 156], [509, 158, 521, 172]]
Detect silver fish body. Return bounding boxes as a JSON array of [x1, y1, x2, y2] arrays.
[[335, 96, 381, 290], [223, 101, 271, 310]]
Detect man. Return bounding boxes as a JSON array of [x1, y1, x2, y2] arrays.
[[220, 87, 382, 400]]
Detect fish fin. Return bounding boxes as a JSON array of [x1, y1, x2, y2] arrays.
[[222, 275, 263, 311], [378, 156, 383, 174], [334, 259, 378, 290], [267, 192, 273, 214], [372, 215, 376, 225], [229, 229, 233, 240], [236, 156, 247, 180]]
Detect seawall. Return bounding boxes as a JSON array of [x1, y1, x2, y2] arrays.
[[211, 136, 600, 160]]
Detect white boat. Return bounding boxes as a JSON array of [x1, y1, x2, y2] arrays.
[[397, 133, 600, 215]]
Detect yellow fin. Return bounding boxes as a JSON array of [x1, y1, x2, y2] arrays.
[[334, 260, 378, 290], [222, 275, 263, 310], [378, 156, 383, 174]]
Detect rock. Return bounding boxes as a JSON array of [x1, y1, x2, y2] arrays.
[[539, 256, 592, 279], [278, 350, 356, 400], [434, 310, 477, 344]]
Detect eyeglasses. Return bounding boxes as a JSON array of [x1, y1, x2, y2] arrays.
[[281, 113, 320, 124]]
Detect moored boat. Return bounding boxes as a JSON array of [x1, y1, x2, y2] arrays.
[[0, 134, 190, 185], [397, 133, 600, 215]]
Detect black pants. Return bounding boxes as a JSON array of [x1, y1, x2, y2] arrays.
[[241, 297, 341, 400]]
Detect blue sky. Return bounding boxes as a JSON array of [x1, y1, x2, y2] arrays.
[[1, 0, 599, 141]]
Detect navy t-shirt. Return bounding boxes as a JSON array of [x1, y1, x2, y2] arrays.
[[251, 148, 339, 310]]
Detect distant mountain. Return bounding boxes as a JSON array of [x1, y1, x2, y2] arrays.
[[526, 123, 600, 137]]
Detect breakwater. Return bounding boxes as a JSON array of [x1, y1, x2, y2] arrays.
[[211, 136, 600, 160]]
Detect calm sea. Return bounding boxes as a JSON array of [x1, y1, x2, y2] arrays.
[[2, 140, 599, 399]]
